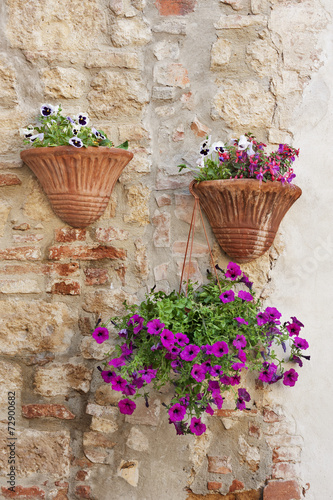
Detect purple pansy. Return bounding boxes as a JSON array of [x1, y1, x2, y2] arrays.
[[180, 344, 200, 361], [283, 368, 298, 387], [92, 327, 109, 344], [190, 417, 206, 436], [168, 403, 186, 422], [219, 290, 235, 303], [147, 318, 165, 335], [118, 398, 136, 415], [238, 290, 253, 302], [211, 341, 229, 358], [225, 262, 242, 280]]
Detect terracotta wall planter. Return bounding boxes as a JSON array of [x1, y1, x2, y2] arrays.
[[191, 179, 302, 263], [21, 146, 133, 228]]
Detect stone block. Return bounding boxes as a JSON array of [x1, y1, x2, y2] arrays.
[[117, 460, 139, 487], [0, 279, 41, 294], [152, 20, 187, 34], [125, 398, 160, 426], [124, 184, 150, 226], [0, 300, 76, 355], [238, 435, 260, 472], [190, 117, 211, 137], [126, 427, 149, 451], [211, 38, 232, 69], [272, 446, 302, 463], [153, 41, 180, 61], [207, 481, 222, 491], [110, 18, 152, 47], [246, 40, 278, 77], [152, 86, 176, 100], [47, 280, 81, 295], [154, 262, 169, 281], [83, 431, 116, 464], [214, 14, 268, 29], [22, 404, 75, 420], [154, 62, 190, 88], [0, 54, 18, 108], [83, 289, 137, 318], [84, 268, 109, 286], [34, 362, 93, 396], [41, 67, 86, 98], [135, 239, 149, 278], [80, 337, 114, 360], [85, 51, 140, 69], [155, 194, 172, 207], [0, 173, 21, 186], [152, 210, 171, 247]]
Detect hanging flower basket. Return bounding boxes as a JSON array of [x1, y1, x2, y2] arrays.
[[21, 146, 133, 228], [191, 179, 302, 263]]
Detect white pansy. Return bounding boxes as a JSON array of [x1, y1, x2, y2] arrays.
[[237, 135, 251, 151], [211, 141, 225, 154], [40, 104, 58, 117], [29, 133, 44, 143]]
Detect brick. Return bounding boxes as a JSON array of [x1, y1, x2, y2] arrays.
[[0, 262, 79, 277], [22, 404, 75, 420], [84, 268, 109, 285], [0, 173, 21, 186], [190, 117, 211, 137], [263, 407, 285, 423], [272, 462, 298, 480], [265, 435, 303, 449], [172, 125, 185, 142], [215, 409, 258, 418], [229, 480, 245, 492], [207, 456, 232, 474], [263, 480, 301, 500], [1, 486, 45, 498], [55, 228, 86, 243], [154, 62, 190, 88], [48, 280, 81, 295], [12, 234, 44, 243], [272, 446, 301, 463], [75, 485, 91, 499], [207, 482, 222, 491], [0, 247, 41, 260], [155, 0, 196, 16], [76, 470, 88, 481], [95, 226, 129, 242], [53, 490, 69, 500], [48, 245, 126, 261], [83, 431, 116, 464], [154, 262, 169, 281], [152, 210, 171, 247], [155, 194, 172, 207], [248, 423, 261, 439]]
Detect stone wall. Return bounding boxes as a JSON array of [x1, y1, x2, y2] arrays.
[[0, 0, 331, 499]]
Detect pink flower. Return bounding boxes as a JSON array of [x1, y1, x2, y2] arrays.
[[190, 417, 206, 436], [225, 262, 242, 280], [92, 327, 109, 344], [283, 368, 298, 387], [238, 290, 253, 302], [118, 398, 136, 415], [168, 403, 186, 422], [191, 364, 206, 382]]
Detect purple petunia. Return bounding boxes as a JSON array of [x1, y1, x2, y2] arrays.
[[180, 344, 200, 361], [233, 335, 247, 349], [286, 322, 301, 336], [131, 372, 144, 389], [191, 364, 206, 382], [256, 312, 269, 326], [238, 388, 251, 402], [123, 383, 136, 396], [168, 403, 186, 422], [208, 380, 220, 395], [205, 404, 215, 416], [283, 368, 298, 387], [219, 290, 235, 303], [127, 314, 144, 334], [121, 343, 133, 358], [92, 327, 109, 344], [138, 368, 157, 384], [258, 362, 278, 383], [240, 274, 253, 289], [212, 394, 224, 409], [175, 332, 189, 346], [147, 318, 165, 335], [112, 375, 127, 392], [101, 370, 116, 384], [234, 317, 249, 326], [225, 262, 242, 280], [108, 357, 126, 368], [190, 417, 207, 436], [211, 341, 229, 358], [291, 316, 304, 328], [160, 329, 175, 349], [238, 290, 253, 302], [171, 360, 183, 371], [167, 345, 181, 357], [210, 364, 223, 377], [264, 307, 282, 324], [293, 337, 309, 350], [118, 398, 136, 415]]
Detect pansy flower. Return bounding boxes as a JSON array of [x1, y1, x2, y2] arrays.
[[92, 127, 106, 140], [30, 133, 44, 143], [77, 113, 89, 126], [69, 137, 83, 148], [40, 104, 58, 117]]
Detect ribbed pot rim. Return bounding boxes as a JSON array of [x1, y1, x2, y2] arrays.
[[20, 145, 133, 161], [192, 178, 302, 194]]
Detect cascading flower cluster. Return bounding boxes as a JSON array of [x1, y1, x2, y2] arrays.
[[178, 133, 299, 184], [92, 262, 309, 436], [20, 104, 128, 150]]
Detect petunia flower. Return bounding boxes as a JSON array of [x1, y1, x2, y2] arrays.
[[190, 417, 206, 436], [112, 375, 127, 392], [175, 332, 189, 346], [191, 364, 206, 383], [225, 262, 242, 280], [264, 307, 282, 324], [122, 383, 136, 396], [168, 403, 186, 422], [283, 368, 298, 387], [118, 398, 136, 415], [92, 326, 109, 344], [258, 362, 278, 383], [219, 289, 235, 303], [211, 341, 229, 358], [238, 290, 253, 302], [205, 404, 215, 416], [234, 317, 249, 326], [210, 364, 223, 377], [286, 322, 301, 336], [293, 337, 309, 350], [147, 318, 165, 335], [233, 335, 247, 349], [138, 368, 157, 384], [101, 370, 116, 384], [212, 394, 223, 409], [127, 314, 144, 334], [160, 329, 175, 349], [108, 356, 126, 368], [256, 312, 269, 326], [180, 344, 200, 362], [69, 137, 83, 148]]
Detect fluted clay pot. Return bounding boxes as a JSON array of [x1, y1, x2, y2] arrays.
[[191, 179, 302, 263], [21, 146, 133, 228]]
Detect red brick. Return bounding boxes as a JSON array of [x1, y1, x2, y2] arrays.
[[272, 462, 298, 480], [0, 173, 21, 186], [84, 268, 109, 286], [48, 245, 126, 261], [55, 228, 86, 243], [207, 456, 232, 474], [53, 491, 68, 500], [263, 480, 301, 500], [0, 247, 41, 260], [75, 485, 91, 499], [1, 486, 45, 498], [248, 423, 261, 439], [155, 0, 196, 16], [191, 117, 211, 137], [76, 470, 89, 481], [263, 407, 284, 423], [229, 480, 245, 493], [54, 482, 69, 490], [155, 194, 172, 207], [272, 446, 301, 463], [115, 265, 126, 286], [48, 280, 81, 295], [207, 481, 222, 491], [214, 409, 258, 418], [22, 404, 75, 420], [152, 211, 171, 247]]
